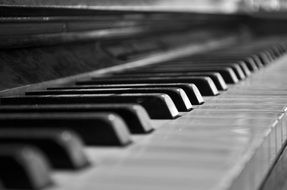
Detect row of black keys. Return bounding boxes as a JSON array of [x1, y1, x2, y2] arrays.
[[0, 40, 286, 190]]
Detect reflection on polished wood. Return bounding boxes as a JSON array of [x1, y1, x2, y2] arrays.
[[0, 0, 244, 13]]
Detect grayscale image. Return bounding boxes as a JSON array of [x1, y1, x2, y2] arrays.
[[0, 0, 286, 190]]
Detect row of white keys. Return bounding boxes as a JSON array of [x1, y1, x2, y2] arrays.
[[49, 54, 287, 190]]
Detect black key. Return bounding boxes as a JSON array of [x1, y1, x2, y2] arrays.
[[258, 52, 272, 65], [264, 50, 275, 60], [78, 77, 219, 96], [154, 62, 246, 80], [190, 60, 251, 77], [47, 83, 204, 105], [138, 67, 238, 84], [179, 56, 258, 72], [229, 64, 245, 80], [111, 72, 227, 91], [0, 145, 52, 190], [0, 129, 89, 170], [195, 60, 251, 77], [0, 112, 131, 146], [244, 57, 259, 72], [0, 104, 153, 134], [237, 61, 251, 76], [1, 94, 179, 119], [275, 45, 286, 55], [251, 55, 265, 68], [209, 64, 246, 80], [270, 48, 280, 57], [26, 88, 192, 112]]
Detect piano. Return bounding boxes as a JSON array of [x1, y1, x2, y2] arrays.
[[0, 0, 286, 189]]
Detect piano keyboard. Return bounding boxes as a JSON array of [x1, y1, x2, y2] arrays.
[[0, 37, 287, 190]]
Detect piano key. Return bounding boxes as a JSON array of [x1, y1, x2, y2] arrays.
[[185, 60, 251, 77], [251, 55, 265, 68], [269, 49, 277, 59], [169, 59, 252, 77], [237, 61, 251, 76], [48, 83, 204, 105], [0, 94, 179, 119], [25, 87, 192, 112], [0, 112, 131, 146], [270, 46, 281, 57], [139, 67, 239, 84], [199, 60, 251, 76], [0, 32, 283, 190], [0, 145, 52, 190], [0, 104, 153, 134], [274, 45, 286, 56], [243, 57, 260, 71], [0, 129, 89, 170], [261, 139, 287, 190], [259, 52, 272, 65], [185, 56, 259, 72], [111, 72, 228, 91], [153, 62, 246, 80], [266, 50, 276, 60], [194, 57, 258, 72], [201, 97, 287, 105], [204, 64, 246, 80], [78, 76, 219, 96], [227, 89, 287, 96], [202, 64, 246, 80], [50, 111, 286, 190], [199, 104, 286, 112], [266, 51, 276, 62], [185, 110, 283, 119]]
